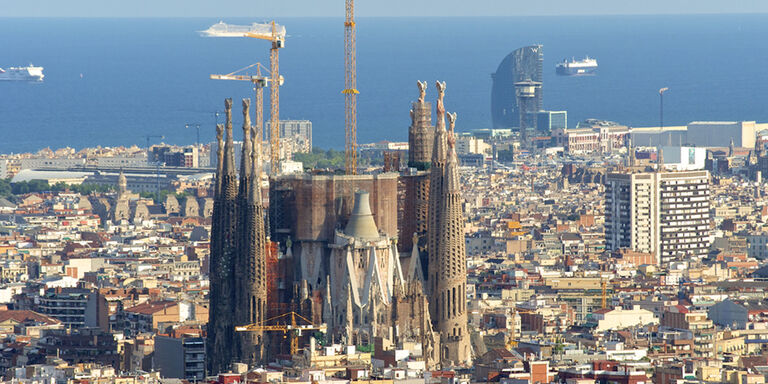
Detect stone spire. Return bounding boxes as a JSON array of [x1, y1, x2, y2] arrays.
[[207, 98, 239, 375], [207, 123, 224, 374], [729, 137, 735, 157], [427, 81, 447, 317], [223, 99, 237, 198], [239, 99, 252, 200], [435, 110, 470, 367], [235, 99, 257, 362], [117, 170, 127, 199], [251, 112, 261, 182], [215, 124, 224, 196]]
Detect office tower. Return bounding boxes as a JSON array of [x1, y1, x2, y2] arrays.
[[537, 110, 568, 134]]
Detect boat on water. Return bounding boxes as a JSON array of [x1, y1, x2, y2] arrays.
[[556, 57, 597, 76], [0, 65, 44, 81], [199, 21, 286, 39]]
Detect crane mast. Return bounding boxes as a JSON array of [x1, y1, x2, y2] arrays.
[[269, 21, 282, 176], [241, 21, 285, 176], [343, 0, 359, 175]]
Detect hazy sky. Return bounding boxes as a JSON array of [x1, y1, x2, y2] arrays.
[[6, 0, 768, 17]]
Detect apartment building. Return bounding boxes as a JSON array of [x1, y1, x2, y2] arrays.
[[605, 170, 711, 264]]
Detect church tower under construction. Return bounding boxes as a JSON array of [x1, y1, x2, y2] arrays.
[[425, 82, 471, 367], [207, 98, 268, 374]]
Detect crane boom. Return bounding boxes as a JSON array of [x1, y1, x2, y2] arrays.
[[344, 0, 358, 175], [210, 63, 271, 148], [235, 311, 326, 355], [210, 74, 266, 82]]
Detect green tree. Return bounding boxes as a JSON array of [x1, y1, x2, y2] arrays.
[[11, 180, 51, 195], [0, 179, 11, 197]]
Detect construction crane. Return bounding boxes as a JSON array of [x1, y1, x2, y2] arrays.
[[601, 279, 608, 309], [211, 63, 281, 148], [235, 311, 326, 355], [343, 0, 358, 175], [206, 21, 286, 176], [245, 22, 285, 176]]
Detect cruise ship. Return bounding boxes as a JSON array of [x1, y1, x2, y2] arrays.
[[0, 65, 44, 81], [199, 21, 286, 39], [556, 57, 598, 76]]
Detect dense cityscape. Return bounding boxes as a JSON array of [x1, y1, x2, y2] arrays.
[[5, 4, 768, 384]]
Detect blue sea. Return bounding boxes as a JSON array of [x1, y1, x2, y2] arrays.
[[2, 15, 768, 153]]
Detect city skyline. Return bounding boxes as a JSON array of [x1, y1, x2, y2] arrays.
[[3, 0, 768, 381]]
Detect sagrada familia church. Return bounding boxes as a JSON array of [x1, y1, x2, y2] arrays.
[[207, 81, 470, 374]]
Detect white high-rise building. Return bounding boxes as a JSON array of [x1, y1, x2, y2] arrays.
[[605, 170, 711, 264]]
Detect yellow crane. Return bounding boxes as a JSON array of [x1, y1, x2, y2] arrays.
[[246, 21, 285, 176], [343, 0, 359, 175], [210, 63, 281, 146], [235, 311, 326, 355], [601, 279, 608, 309]]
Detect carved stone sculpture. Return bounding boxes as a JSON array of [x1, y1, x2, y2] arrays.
[[417, 80, 427, 103], [446, 112, 457, 147], [435, 81, 446, 118]]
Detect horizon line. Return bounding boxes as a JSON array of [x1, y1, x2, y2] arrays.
[[3, 12, 768, 18]]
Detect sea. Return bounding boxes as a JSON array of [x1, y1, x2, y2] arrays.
[[2, 15, 768, 154]]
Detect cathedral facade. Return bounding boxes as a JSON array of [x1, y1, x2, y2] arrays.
[[207, 81, 471, 373]]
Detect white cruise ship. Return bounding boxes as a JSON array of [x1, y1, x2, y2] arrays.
[[199, 21, 286, 39], [0, 65, 44, 81]]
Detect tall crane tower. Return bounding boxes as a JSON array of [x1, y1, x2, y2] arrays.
[[246, 22, 285, 176], [343, 0, 359, 175], [210, 63, 279, 149]]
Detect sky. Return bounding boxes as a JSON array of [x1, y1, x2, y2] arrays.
[[5, 0, 768, 17]]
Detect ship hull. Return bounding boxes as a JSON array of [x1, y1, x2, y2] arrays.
[[556, 65, 597, 76]]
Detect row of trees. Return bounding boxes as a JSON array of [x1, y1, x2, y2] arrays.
[[0, 179, 115, 198], [139, 190, 189, 203], [293, 148, 375, 170], [0, 178, 188, 205]]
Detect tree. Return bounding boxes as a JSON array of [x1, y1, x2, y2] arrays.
[[0, 179, 11, 197]]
